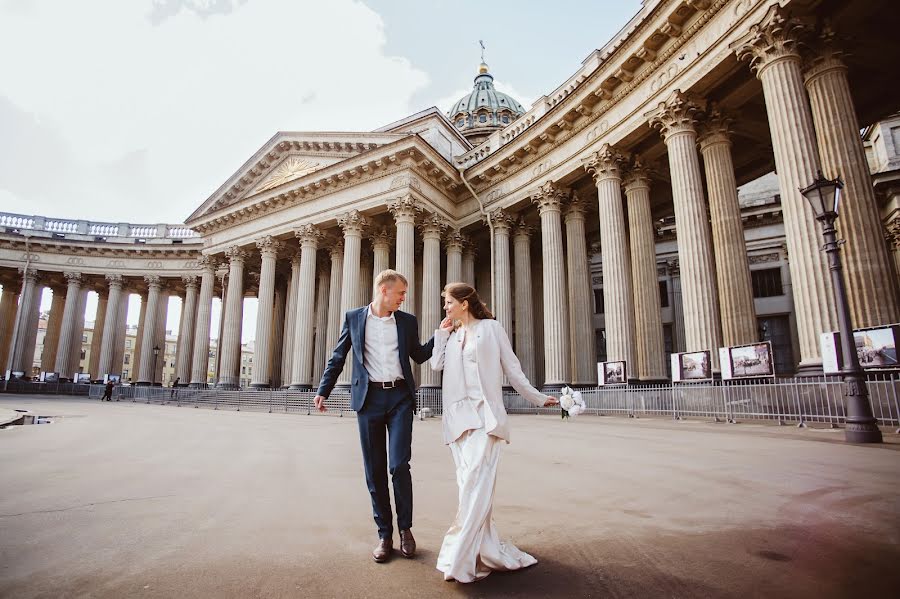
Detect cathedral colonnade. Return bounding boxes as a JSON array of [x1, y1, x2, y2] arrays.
[[2, 0, 899, 389]]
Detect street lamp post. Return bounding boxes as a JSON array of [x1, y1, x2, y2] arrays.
[[800, 170, 882, 443], [152, 345, 160, 387]]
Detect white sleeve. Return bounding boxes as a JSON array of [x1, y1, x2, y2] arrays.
[[430, 328, 451, 371], [495, 322, 549, 407]]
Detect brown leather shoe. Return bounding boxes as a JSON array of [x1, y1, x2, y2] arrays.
[[372, 537, 392, 563], [399, 529, 416, 558]]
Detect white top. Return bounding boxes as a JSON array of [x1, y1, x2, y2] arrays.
[[363, 304, 403, 383], [430, 318, 548, 444], [461, 326, 483, 401]]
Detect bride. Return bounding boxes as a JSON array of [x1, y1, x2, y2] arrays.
[[429, 282, 558, 583]]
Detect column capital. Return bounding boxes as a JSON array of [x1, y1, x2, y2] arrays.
[[647, 90, 705, 140], [564, 193, 591, 221], [531, 181, 568, 214], [255, 235, 285, 257], [18, 267, 40, 284], [181, 274, 199, 289], [388, 194, 422, 224], [623, 156, 653, 192], [697, 106, 733, 150], [144, 274, 162, 289], [513, 218, 535, 240], [886, 216, 900, 250], [225, 246, 248, 264], [337, 210, 369, 236], [802, 26, 848, 83], [64, 271, 83, 285], [445, 228, 467, 251], [198, 254, 218, 273], [294, 223, 323, 247], [462, 239, 478, 258], [105, 273, 124, 288], [487, 208, 515, 233], [419, 212, 448, 239], [666, 258, 680, 277], [368, 225, 394, 250], [585, 143, 628, 183], [328, 237, 345, 258], [733, 4, 810, 76]]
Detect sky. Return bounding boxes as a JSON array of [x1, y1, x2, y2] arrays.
[[1, 0, 642, 342]]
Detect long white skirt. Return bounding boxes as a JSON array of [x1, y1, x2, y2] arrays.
[[436, 426, 537, 583]]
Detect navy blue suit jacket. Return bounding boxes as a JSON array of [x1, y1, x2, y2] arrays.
[[316, 307, 435, 411]]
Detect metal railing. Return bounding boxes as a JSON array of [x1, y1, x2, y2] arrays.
[[5, 373, 898, 429]]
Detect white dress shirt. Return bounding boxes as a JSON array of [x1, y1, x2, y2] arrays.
[[363, 304, 404, 383]]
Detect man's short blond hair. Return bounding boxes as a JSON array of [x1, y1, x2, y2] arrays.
[[373, 269, 408, 290]]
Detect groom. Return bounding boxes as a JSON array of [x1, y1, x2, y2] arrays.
[[314, 269, 435, 563]]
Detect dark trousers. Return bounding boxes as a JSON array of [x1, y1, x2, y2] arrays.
[[356, 385, 414, 539]]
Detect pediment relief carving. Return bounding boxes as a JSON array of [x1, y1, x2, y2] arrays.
[[256, 156, 323, 192]]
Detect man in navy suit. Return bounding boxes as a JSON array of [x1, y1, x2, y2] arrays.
[[314, 269, 434, 563]]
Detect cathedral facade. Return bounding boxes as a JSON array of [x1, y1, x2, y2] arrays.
[[1, 0, 899, 390]]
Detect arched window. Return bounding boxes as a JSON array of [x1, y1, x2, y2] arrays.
[[479, 113, 487, 123]]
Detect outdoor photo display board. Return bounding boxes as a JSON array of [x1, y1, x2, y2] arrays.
[[598, 361, 627, 386], [720, 341, 775, 380], [671, 350, 712, 382], [821, 324, 899, 374]]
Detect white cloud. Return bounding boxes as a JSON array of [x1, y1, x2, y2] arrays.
[[0, 0, 429, 224]]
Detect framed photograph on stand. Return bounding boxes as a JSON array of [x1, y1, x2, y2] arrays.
[[671, 350, 712, 382], [598, 361, 627, 386], [723, 341, 775, 380]]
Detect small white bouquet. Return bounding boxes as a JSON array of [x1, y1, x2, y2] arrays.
[[559, 385, 586, 419]]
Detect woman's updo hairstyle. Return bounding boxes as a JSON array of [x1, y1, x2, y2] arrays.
[[442, 282, 494, 320]]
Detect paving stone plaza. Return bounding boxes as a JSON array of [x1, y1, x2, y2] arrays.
[[1, 396, 899, 598]]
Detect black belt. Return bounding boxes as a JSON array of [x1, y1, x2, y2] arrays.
[[369, 379, 404, 389]]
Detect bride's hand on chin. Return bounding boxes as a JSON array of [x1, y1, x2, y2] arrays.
[[440, 317, 454, 331]]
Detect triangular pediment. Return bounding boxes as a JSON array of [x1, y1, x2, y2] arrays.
[[185, 130, 407, 223]]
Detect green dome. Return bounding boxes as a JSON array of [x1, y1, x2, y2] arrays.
[[447, 63, 526, 144]]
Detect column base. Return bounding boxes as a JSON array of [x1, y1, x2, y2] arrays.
[[540, 383, 567, 393], [188, 382, 209, 389], [288, 384, 313, 391], [250, 383, 271, 390], [135, 381, 152, 386], [795, 360, 825, 378], [215, 383, 239, 390]]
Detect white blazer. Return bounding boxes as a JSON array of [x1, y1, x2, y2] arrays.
[[430, 318, 548, 445]]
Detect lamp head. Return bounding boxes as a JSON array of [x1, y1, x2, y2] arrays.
[[800, 169, 843, 222]]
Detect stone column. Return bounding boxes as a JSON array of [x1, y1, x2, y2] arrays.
[[445, 229, 465, 286], [358, 252, 373, 308], [563, 195, 598, 385], [290, 224, 322, 388], [0, 287, 19, 373], [419, 213, 446, 387], [7, 268, 41, 375], [216, 247, 246, 389], [281, 252, 300, 386], [734, 5, 837, 371], [389, 195, 421, 313], [586, 145, 637, 372], [698, 111, 758, 347], [624, 165, 666, 380], [89, 290, 108, 377], [649, 91, 723, 369], [250, 236, 283, 388], [325, 240, 344, 362], [133, 292, 148, 381], [462, 243, 477, 288], [54, 272, 84, 380], [488, 208, 514, 338], [136, 276, 161, 385], [532, 182, 570, 387], [190, 257, 216, 387], [112, 288, 130, 378], [153, 289, 169, 385], [337, 211, 368, 385], [175, 275, 198, 385], [41, 288, 65, 373], [313, 255, 330, 385], [371, 227, 393, 283], [804, 37, 900, 326], [271, 279, 286, 389], [70, 289, 89, 376], [667, 260, 686, 353], [513, 219, 536, 382], [97, 275, 124, 377]]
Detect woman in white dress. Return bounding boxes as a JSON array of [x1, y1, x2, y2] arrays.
[[430, 282, 558, 583]]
